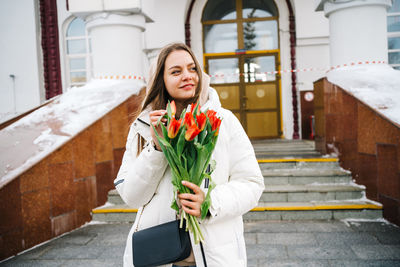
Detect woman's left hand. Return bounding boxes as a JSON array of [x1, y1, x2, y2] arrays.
[[178, 181, 205, 218]]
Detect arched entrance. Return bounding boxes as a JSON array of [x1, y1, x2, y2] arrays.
[[202, 0, 282, 139]]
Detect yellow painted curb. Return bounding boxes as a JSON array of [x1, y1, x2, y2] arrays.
[[92, 208, 138, 213], [257, 158, 338, 163], [93, 204, 381, 214], [251, 204, 382, 211]]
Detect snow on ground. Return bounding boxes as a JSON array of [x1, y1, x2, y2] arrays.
[[327, 65, 400, 127], [0, 79, 144, 189]]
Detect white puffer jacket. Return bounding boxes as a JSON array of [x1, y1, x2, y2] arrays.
[[114, 88, 264, 267]]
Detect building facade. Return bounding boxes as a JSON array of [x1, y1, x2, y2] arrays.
[[0, 0, 398, 138]]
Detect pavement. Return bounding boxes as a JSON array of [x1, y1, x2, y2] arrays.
[[1, 220, 400, 267]]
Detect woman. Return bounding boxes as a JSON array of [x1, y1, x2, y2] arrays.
[[114, 43, 264, 267]]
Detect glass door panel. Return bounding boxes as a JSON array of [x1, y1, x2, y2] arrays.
[[208, 58, 239, 84], [202, 0, 236, 21], [243, 55, 276, 83], [243, 20, 278, 51], [242, 0, 278, 18], [245, 83, 277, 110], [204, 23, 238, 53]]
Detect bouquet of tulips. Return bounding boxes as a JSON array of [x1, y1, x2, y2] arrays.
[[152, 101, 222, 244]]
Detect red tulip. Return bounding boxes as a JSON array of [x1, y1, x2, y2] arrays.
[[211, 117, 222, 136], [206, 109, 221, 136], [185, 124, 201, 141], [184, 112, 195, 128], [206, 109, 217, 119], [196, 113, 207, 131], [168, 117, 182, 138]]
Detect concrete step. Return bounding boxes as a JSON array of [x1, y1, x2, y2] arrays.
[[262, 168, 350, 177], [253, 138, 320, 158], [92, 200, 382, 223], [244, 201, 382, 221], [253, 145, 316, 151], [107, 189, 124, 205], [95, 140, 383, 223], [263, 169, 352, 185], [251, 139, 315, 148], [92, 204, 137, 223], [258, 158, 340, 169], [261, 184, 364, 202], [256, 151, 322, 159]]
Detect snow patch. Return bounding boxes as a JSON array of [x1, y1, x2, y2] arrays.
[[96, 201, 115, 209], [341, 217, 393, 228], [0, 79, 144, 189], [327, 65, 400, 127]]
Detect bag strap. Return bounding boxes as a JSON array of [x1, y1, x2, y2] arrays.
[[134, 206, 145, 232], [200, 242, 207, 267]]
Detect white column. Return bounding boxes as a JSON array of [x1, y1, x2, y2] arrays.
[[319, 0, 392, 67], [85, 12, 146, 78]]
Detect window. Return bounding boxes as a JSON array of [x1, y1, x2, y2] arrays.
[[388, 0, 400, 70], [202, 0, 279, 55], [65, 17, 91, 87]]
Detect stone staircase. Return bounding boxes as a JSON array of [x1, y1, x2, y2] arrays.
[[92, 140, 382, 222]]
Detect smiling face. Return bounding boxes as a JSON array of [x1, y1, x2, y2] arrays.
[[163, 50, 199, 108]]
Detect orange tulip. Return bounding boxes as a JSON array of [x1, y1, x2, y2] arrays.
[[183, 112, 195, 128], [206, 109, 217, 119], [206, 109, 221, 136], [168, 117, 182, 138], [185, 124, 201, 141], [211, 117, 222, 136], [170, 100, 176, 118], [196, 113, 207, 131], [191, 103, 200, 115]]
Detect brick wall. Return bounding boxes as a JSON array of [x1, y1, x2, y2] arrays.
[[314, 78, 400, 226], [0, 89, 145, 260]]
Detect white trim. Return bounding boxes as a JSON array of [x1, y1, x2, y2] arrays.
[[321, 0, 392, 17], [85, 12, 146, 32], [65, 36, 87, 41]]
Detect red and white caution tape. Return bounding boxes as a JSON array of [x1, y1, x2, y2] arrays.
[[94, 60, 386, 81], [96, 75, 146, 81], [207, 60, 387, 78]]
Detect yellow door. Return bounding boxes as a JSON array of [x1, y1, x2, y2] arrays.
[[205, 52, 281, 138], [202, 0, 282, 139]]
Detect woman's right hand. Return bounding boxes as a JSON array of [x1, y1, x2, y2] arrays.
[[149, 110, 167, 151]]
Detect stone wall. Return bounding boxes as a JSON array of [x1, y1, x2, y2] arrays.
[[0, 89, 145, 260], [314, 78, 400, 226]]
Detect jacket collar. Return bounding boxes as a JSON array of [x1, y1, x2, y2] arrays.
[[201, 87, 221, 112]]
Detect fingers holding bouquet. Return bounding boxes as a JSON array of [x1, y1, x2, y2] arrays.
[[149, 110, 167, 151], [178, 181, 205, 218]]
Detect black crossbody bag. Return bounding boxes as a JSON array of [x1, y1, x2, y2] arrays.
[[132, 219, 192, 267]]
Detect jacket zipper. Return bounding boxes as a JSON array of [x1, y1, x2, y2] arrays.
[[134, 204, 146, 232]]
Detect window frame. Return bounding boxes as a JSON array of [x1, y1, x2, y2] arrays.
[[202, 0, 280, 54], [387, 1, 400, 69], [65, 17, 92, 87]]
